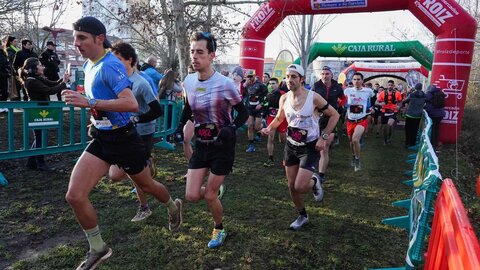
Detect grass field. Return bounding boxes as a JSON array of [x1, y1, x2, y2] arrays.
[[0, 120, 478, 269]]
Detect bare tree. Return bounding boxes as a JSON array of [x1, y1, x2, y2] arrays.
[[282, 14, 335, 77]]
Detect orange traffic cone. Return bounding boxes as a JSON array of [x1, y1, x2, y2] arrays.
[[476, 175, 480, 197]]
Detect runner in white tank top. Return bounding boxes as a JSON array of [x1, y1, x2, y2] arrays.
[[261, 64, 340, 231]]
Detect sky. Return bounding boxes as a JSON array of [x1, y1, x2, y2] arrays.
[[54, 2, 431, 63]]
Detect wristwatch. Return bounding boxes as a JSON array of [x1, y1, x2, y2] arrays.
[[321, 133, 329, 140], [132, 116, 140, 124], [87, 98, 97, 108]]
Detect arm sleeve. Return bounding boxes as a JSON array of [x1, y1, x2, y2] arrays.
[[178, 96, 193, 129], [233, 101, 248, 129], [138, 100, 162, 123]]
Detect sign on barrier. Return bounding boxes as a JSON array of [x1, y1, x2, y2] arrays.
[[27, 108, 61, 127]]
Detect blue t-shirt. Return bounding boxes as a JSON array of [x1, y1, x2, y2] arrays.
[[84, 51, 133, 130]]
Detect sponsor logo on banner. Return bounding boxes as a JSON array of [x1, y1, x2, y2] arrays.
[[249, 5, 275, 32], [415, 0, 458, 27], [435, 49, 470, 55], [311, 0, 367, 10], [347, 44, 396, 53], [332, 44, 347, 55]]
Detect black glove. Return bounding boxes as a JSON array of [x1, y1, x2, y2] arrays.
[[174, 125, 184, 143], [215, 126, 236, 145]]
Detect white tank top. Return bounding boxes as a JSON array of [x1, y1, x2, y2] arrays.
[[283, 90, 319, 145]]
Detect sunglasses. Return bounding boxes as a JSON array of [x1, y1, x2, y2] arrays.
[[200, 32, 217, 52]]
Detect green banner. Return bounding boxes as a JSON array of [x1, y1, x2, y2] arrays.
[[293, 41, 433, 70], [27, 108, 60, 127]]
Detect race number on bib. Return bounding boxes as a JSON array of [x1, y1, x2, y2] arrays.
[[287, 127, 308, 145], [349, 105, 363, 114], [195, 123, 219, 142], [269, 108, 278, 116]]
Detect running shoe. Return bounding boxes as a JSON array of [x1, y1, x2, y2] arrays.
[[246, 144, 255, 153], [354, 159, 361, 172], [350, 156, 355, 167], [263, 159, 274, 167], [289, 215, 309, 230], [218, 184, 226, 200], [312, 173, 324, 202], [168, 199, 183, 231], [254, 134, 261, 142], [76, 246, 112, 270], [131, 207, 152, 222], [207, 228, 227, 248]]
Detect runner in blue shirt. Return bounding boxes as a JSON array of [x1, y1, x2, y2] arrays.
[[61, 17, 182, 270]]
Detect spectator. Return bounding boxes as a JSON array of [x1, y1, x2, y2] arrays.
[[140, 56, 163, 90], [13, 39, 38, 101], [39, 41, 62, 101], [231, 65, 244, 96], [403, 83, 426, 147], [158, 69, 182, 101], [19, 57, 69, 171], [0, 38, 11, 109], [425, 85, 446, 149], [3, 36, 19, 100]]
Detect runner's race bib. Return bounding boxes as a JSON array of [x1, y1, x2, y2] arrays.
[[90, 109, 113, 129], [349, 105, 363, 114], [195, 123, 219, 142], [249, 95, 260, 106], [269, 108, 278, 116], [287, 127, 308, 145]]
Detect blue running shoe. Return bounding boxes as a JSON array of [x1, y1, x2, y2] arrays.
[[208, 229, 227, 248], [246, 144, 255, 153]]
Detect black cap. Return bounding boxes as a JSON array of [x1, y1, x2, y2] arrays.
[[46, 41, 56, 46], [73, 16, 111, 48], [414, 83, 423, 91]]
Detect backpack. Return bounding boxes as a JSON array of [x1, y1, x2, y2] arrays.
[[385, 90, 396, 104], [431, 91, 445, 108]]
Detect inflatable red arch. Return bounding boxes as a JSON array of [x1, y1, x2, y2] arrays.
[[240, 0, 477, 144]]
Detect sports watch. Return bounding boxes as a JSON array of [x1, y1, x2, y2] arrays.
[[321, 133, 329, 140], [132, 116, 140, 124], [87, 98, 97, 108]]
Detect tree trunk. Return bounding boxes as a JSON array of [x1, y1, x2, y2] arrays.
[[172, 0, 188, 79]]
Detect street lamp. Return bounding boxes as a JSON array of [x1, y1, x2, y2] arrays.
[[42, 26, 66, 52]]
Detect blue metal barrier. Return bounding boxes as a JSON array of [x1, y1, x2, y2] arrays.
[[153, 100, 182, 151], [0, 101, 88, 184]]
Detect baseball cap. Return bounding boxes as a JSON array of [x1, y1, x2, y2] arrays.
[[46, 41, 56, 46], [245, 69, 255, 77], [322, 65, 332, 72], [286, 64, 305, 77], [73, 16, 111, 48]]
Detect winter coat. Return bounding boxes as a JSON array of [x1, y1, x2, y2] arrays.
[[425, 86, 446, 118], [0, 50, 11, 79], [13, 48, 38, 71], [404, 90, 426, 118], [39, 49, 61, 80], [24, 75, 66, 101]]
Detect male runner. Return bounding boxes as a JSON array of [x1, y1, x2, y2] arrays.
[[109, 41, 163, 222], [263, 77, 287, 167], [344, 72, 374, 172], [62, 17, 182, 269], [178, 32, 248, 248], [262, 64, 339, 230], [312, 65, 344, 183], [376, 80, 403, 145], [244, 69, 268, 152]]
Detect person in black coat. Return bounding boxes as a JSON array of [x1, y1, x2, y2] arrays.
[[19, 57, 69, 171], [39, 41, 62, 101], [0, 39, 11, 104], [3, 36, 20, 100], [13, 39, 38, 101]]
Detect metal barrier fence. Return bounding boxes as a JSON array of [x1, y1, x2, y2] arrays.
[[0, 100, 182, 185]]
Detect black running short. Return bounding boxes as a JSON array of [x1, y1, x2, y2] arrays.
[[85, 124, 147, 175], [381, 113, 397, 124], [283, 140, 319, 172], [188, 137, 236, 176]]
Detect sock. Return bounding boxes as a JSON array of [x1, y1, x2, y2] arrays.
[[249, 140, 254, 144], [256, 132, 261, 137], [214, 223, 223, 230], [165, 197, 177, 213], [140, 203, 149, 210], [268, 155, 274, 161], [298, 208, 307, 217], [84, 225, 106, 253]]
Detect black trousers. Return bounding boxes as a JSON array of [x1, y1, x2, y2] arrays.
[[27, 129, 46, 165], [405, 116, 421, 147], [0, 76, 8, 101], [430, 116, 443, 148]]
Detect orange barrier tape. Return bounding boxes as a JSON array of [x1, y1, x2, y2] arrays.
[[424, 179, 480, 270]]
